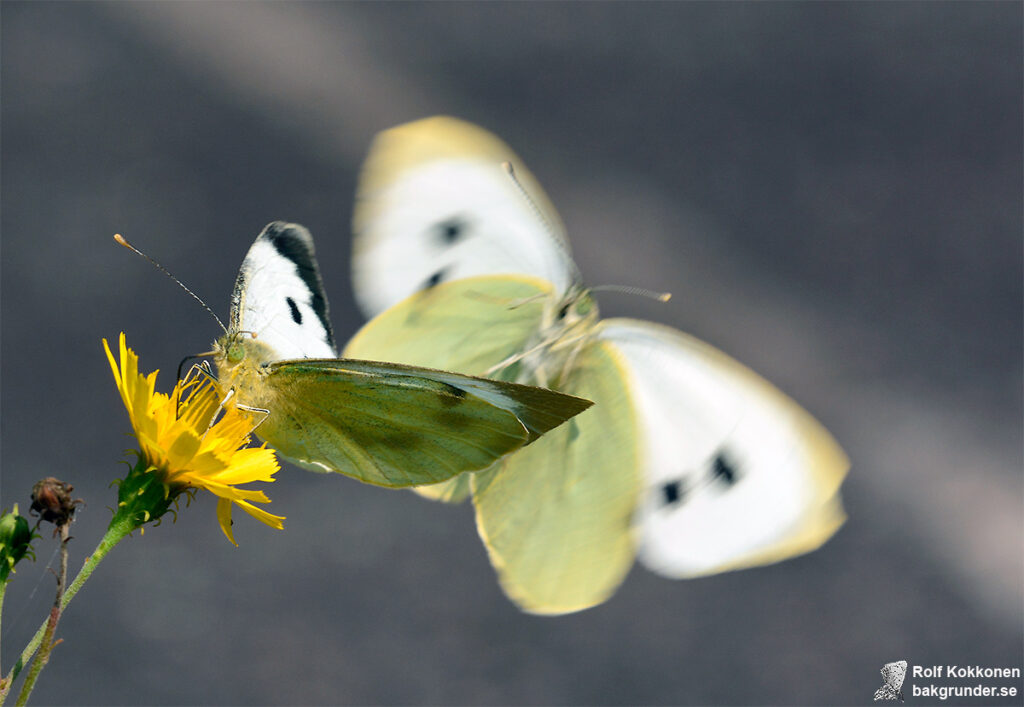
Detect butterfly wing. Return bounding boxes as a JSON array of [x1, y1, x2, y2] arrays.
[[345, 274, 554, 501], [470, 339, 640, 615], [253, 358, 591, 488], [231, 221, 336, 360], [594, 319, 848, 577], [352, 116, 578, 317]]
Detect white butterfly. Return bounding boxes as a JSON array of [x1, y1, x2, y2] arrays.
[[209, 221, 591, 488], [345, 117, 849, 613]]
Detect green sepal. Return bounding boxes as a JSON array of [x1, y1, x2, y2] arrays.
[[110, 454, 187, 531]]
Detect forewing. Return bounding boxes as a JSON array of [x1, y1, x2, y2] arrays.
[[596, 319, 849, 578], [352, 116, 578, 316], [470, 340, 641, 615], [231, 221, 336, 360], [257, 358, 590, 488]]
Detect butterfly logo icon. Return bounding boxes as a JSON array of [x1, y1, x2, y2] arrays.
[[874, 660, 908, 702]]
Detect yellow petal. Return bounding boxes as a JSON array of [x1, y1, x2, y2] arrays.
[[232, 500, 286, 530], [216, 497, 237, 546]]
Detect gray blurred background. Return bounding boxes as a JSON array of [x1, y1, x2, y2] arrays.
[[2, 2, 1021, 705]]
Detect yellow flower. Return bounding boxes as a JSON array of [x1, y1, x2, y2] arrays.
[[104, 333, 284, 544]]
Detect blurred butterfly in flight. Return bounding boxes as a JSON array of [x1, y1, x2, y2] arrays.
[[344, 117, 849, 614]]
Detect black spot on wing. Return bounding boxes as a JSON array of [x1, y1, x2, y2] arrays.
[[658, 451, 738, 510], [661, 480, 684, 506], [432, 215, 470, 246], [286, 297, 302, 325], [711, 452, 740, 486], [422, 267, 449, 291], [259, 222, 336, 349]]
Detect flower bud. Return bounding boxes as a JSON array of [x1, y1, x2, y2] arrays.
[[30, 477, 83, 527], [1, 504, 35, 582]]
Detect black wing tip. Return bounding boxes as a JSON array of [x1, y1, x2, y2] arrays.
[[259, 221, 313, 246]]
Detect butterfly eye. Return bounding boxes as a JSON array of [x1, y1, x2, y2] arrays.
[[226, 342, 245, 364], [557, 294, 594, 322]]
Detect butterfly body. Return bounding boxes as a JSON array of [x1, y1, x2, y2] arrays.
[[345, 117, 849, 613], [209, 221, 592, 488], [504, 286, 598, 389]]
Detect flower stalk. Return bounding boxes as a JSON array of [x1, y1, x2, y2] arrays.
[[0, 333, 285, 704], [14, 522, 69, 707], [0, 515, 135, 706]]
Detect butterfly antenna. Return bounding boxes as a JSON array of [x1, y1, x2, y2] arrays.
[[501, 161, 582, 282], [589, 284, 672, 302], [114, 234, 228, 333], [501, 161, 556, 235]]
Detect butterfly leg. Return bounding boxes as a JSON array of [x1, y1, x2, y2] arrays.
[[184, 360, 216, 382], [483, 336, 561, 378], [212, 388, 269, 428], [183, 380, 269, 440], [175, 361, 219, 419], [233, 402, 270, 434]]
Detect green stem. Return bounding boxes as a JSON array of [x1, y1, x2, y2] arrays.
[[14, 524, 70, 707], [0, 514, 135, 706], [13, 608, 57, 707]]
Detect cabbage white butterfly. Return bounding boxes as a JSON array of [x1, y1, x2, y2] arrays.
[[159, 221, 591, 488], [344, 117, 849, 613]]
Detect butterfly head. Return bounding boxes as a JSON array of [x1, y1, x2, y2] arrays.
[[550, 286, 597, 329], [513, 286, 599, 388], [213, 330, 278, 377]]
